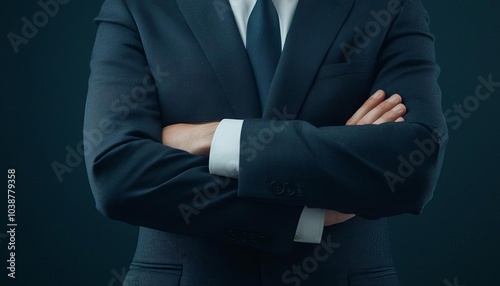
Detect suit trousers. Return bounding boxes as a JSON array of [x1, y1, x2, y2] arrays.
[[123, 216, 400, 286]]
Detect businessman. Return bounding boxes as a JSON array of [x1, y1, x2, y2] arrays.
[[84, 0, 448, 285]]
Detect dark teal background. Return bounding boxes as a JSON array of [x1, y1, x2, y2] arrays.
[[1, 1, 499, 285]]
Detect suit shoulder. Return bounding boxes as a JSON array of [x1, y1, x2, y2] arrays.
[[95, 0, 177, 24]]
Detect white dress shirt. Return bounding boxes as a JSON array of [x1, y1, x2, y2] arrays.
[[209, 0, 325, 244]]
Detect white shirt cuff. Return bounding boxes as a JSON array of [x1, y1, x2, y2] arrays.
[[294, 207, 325, 244], [209, 119, 243, 178]]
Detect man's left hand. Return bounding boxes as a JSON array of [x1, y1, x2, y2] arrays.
[[162, 122, 219, 157]]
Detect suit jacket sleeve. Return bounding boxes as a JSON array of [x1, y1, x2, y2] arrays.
[[84, 0, 303, 254], [238, 0, 449, 219]]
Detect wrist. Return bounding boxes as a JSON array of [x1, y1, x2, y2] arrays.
[[193, 122, 219, 157]]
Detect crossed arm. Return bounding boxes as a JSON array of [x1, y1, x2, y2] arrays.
[[85, 0, 446, 253], [162, 90, 407, 227]]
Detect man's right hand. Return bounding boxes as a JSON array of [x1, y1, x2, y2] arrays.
[[324, 90, 407, 226], [346, 90, 406, 126]]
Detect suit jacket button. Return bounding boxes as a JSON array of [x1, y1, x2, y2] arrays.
[[295, 185, 304, 197], [284, 183, 296, 196], [271, 181, 284, 195]]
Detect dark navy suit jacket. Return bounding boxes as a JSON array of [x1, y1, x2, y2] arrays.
[[84, 0, 448, 285]]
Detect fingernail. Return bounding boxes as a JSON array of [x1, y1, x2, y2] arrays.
[[371, 90, 383, 99], [392, 104, 405, 112], [388, 94, 400, 103]]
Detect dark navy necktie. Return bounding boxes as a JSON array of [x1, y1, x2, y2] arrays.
[[246, 0, 281, 107]]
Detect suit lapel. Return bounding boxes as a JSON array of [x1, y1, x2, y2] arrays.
[[176, 0, 262, 118], [263, 0, 355, 119]]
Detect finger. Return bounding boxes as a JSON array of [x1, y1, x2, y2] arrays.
[[357, 94, 402, 125], [324, 210, 356, 226], [346, 90, 385, 125], [336, 214, 356, 224], [395, 117, 405, 122], [372, 103, 407, 125], [325, 214, 356, 226]]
